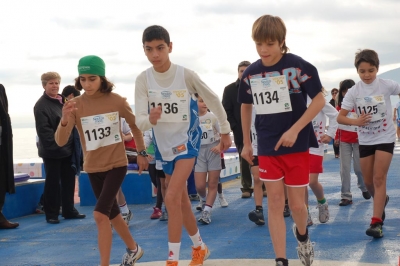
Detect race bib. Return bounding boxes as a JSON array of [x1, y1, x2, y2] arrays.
[[200, 122, 215, 145], [356, 95, 386, 122], [338, 112, 358, 132], [148, 89, 189, 122], [81, 112, 122, 151], [250, 75, 292, 115]]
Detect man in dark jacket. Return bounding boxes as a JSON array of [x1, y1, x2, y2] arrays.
[[34, 72, 85, 224], [222, 61, 254, 198], [0, 84, 19, 229]]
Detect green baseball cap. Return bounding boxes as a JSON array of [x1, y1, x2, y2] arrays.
[[78, 55, 105, 76]]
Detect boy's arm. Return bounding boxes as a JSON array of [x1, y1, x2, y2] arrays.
[[187, 70, 231, 151], [134, 74, 154, 132], [187, 71, 230, 135], [323, 101, 339, 138], [241, 103, 254, 165], [275, 92, 325, 150], [393, 108, 397, 121]]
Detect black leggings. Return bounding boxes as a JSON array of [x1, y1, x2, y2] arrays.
[[148, 164, 165, 209], [88, 166, 127, 220]]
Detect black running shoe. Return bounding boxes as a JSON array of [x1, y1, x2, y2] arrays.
[[382, 195, 389, 221], [248, 209, 265, 226], [283, 204, 290, 217], [362, 191, 371, 200], [366, 223, 383, 238]]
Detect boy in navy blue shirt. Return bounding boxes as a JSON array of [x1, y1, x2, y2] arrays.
[[238, 15, 325, 266]]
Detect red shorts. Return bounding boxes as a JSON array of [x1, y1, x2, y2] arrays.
[[309, 154, 323, 174], [258, 151, 309, 187]]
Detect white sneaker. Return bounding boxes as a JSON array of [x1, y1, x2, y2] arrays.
[[317, 202, 329, 223], [121, 245, 144, 266], [307, 212, 313, 227], [196, 199, 204, 211], [292, 224, 314, 266], [218, 193, 228, 207], [198, 210, 212, 224], [122, 210, 133, 225]]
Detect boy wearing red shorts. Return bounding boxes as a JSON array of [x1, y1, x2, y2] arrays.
[[239, 15, 325, 266]]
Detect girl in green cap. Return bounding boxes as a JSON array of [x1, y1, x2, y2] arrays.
[[55, 55, 148, 266]]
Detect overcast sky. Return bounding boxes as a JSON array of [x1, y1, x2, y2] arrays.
[[1, 0, 400, 120]]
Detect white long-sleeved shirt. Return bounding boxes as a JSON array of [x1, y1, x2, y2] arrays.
[[308, 97, 339, 156], [135, 63, 230, 134]]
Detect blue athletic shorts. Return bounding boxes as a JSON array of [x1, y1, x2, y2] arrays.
[[161, 154, 196, 176]]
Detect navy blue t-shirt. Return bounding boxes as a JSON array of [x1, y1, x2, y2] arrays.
[[238, 53, 321, 156]]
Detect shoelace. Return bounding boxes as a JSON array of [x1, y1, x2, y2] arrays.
[[191, 248, 202, 262]]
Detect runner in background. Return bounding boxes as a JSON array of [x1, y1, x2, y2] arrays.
[[306, 91, 338, 226], [337, 49, 400, 238]]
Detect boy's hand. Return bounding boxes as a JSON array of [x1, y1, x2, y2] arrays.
[[147, 154, 154, 162], [241, 144, 254, 165], [149, 106, 162, 125], [219, 134, 231, 151], [210, 143, 221, 154], [275, 128, 298, 151], [136, 156, 149, 175], [61, 101, 77, 126], [320, 134, 332, 144], [355, 111, 372, 126]]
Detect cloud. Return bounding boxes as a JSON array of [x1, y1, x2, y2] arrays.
[[196, 0, 400, 21]]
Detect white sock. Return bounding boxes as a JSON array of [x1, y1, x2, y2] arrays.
[[204, 205, 212, 212], [130, 244, 138, 253], [189, 230, 205, 249], [168, 242, 181, 261], [119, 203, 129, 214], [200, 196, 207, 202]]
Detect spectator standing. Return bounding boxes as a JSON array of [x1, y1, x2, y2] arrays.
[[0, 84, 19, 229], [34, 73, 85, 224]]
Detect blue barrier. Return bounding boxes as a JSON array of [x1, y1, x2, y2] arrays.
[[3, 179, 45, 219]]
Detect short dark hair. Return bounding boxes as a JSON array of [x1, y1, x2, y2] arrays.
[[331, 88, 338, 95], [238, 61, 251, 71], [142, 25, 170, 45], [354, 49, 380, 70], [61, 85, 80, 98], [337, 79, 355, 107], [74, 76, 114, 93]]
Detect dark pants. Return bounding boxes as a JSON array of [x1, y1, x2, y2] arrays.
[[236, 143, 253, 193], [0, 191, 7, 223], [88, 166, 127, 220], [333, 142, 340, 156], [148, 164, 164, 209], [42, 156, 77, 220], [187, 170, 197, 195]]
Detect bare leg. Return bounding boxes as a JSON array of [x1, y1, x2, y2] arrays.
[[205, 170, 220, 206], [194, 172, 207, 199], [309, 173, 324, 200], [252, 166, 263, 206], [265, 180, 286, 258], [164, 158, 197, 242]]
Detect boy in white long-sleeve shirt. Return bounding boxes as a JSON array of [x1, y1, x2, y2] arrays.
[[135, 25, 231, 266]]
